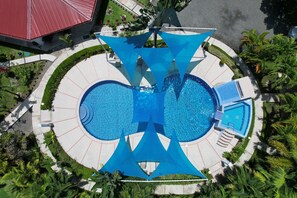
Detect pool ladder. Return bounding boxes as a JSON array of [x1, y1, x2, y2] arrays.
[[217, 130, 234, 148]]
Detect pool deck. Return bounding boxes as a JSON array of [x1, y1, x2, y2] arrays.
[[35, 40, 238, 176], [30, 35, 259, 185]]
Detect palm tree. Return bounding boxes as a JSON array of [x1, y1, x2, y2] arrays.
[[224, 165, 269, 197], [0, 159, 43, 197], [91, 171, 122, 198], [44, 170, 81, 197], [120, 183, 155, 198], [240, 30, 297, 91], [255, 166, 297, 197], [278, 93, 297, 114], [198, 180, 229, 198], [59, 33, 73, 47]]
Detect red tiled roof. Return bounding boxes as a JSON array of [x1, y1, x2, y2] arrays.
[[0, 0, 97, 40]]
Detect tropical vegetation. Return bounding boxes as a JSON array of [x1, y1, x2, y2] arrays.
[[198, 30, 297, 197], [126, 0, 191, 31], [0, 131, 86, 197], [0, 61, 44, 120], [240, 29, 297, 92]]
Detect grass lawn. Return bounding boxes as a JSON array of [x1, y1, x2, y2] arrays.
[[0, 45, 33, 61], [103, 1, 135, 28], [0, 62, 44, 120]]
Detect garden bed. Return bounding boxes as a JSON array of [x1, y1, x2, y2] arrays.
[[103, 0, 135, 29], [0, 61, 45, 120]]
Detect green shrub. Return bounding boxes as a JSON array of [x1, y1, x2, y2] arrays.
[[41, 45, 108, 110], [206, 44, 244, 79]]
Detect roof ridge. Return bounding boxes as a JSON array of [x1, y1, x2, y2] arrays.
[[61, 0, 91, 20]]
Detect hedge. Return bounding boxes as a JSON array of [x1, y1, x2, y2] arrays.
[[204, 43, 244, 79], [41, 45, 108, 110]]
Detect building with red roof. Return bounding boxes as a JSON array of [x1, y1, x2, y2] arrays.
[[0, 0, 100, 50]]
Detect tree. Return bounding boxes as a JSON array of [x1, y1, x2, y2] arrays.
[[59, 33, 73, 47], [240, 29, 297, 91], [126, 0, 190, 31], [224, 166, 270, 197], [91, 171, 122, 198]]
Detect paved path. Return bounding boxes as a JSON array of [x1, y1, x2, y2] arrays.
[[175, 0, 288, 50], [114, 0, 143, 15], [29, 39, 102, 192], [0, 54, 57, 67], [0, 92, 36, 132]]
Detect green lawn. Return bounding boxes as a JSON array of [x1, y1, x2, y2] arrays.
[[104, 1, 135, 28]]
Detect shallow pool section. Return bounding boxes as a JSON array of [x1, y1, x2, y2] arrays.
[[79, 75, 217, 141], [218, 99, 252, 137], [79, 81, 138, 140]]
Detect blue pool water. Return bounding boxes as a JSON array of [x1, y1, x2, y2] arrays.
[[79, 75, 217, 141], [219, 99, 252, 137]]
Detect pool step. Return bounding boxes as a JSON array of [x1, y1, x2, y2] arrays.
[[217, 130, 234, 148], [80, 104, 94, 125]]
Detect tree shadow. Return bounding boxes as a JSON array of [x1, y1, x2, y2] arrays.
[[260, 0, 291, 34]]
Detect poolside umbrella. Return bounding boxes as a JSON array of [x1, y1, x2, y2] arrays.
[[100, 132, 148, 179], [149, 131, 206, 180], [98, 32, 152, 81], [159, 31, 214, 79], [138, 47, 174, 91]]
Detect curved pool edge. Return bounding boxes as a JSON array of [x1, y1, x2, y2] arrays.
[[78, 74, 217, 142]]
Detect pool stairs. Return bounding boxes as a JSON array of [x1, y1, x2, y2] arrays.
[[80, 104, 94, 125], [217, 130, 234, 148]]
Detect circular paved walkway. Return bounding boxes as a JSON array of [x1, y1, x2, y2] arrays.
[[50, 43, 239, 176]]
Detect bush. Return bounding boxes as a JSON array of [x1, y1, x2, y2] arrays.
[[41, 45, 108, 110], [206, 44, 244, 79]]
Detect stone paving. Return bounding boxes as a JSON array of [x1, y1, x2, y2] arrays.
[[114, 0, 143, 16]]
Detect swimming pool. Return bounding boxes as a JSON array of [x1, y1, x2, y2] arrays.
[[79, 74, 217, 141], [218, 99, 252, 137]]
